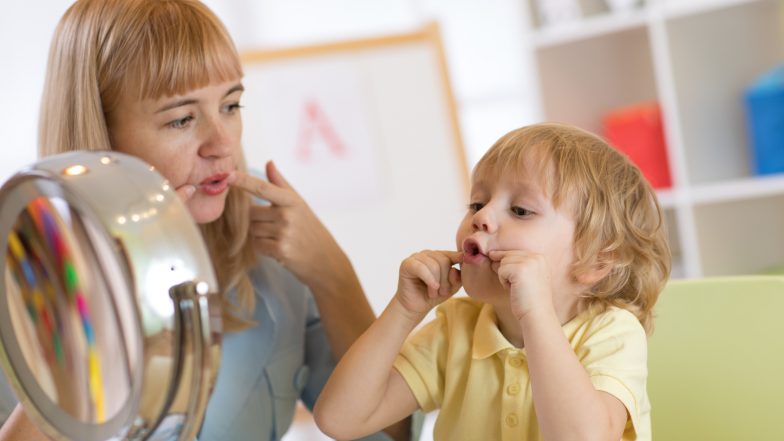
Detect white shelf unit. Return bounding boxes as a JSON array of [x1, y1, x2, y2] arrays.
[[523, 0, 784, 278]]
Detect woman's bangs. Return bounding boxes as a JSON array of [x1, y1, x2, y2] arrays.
[[134, 4, 243, 100]]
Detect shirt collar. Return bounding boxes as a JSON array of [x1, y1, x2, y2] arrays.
[[471, 303, 515, 359]]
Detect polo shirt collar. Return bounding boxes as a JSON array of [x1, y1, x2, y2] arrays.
[[471, 303, 515, 359]]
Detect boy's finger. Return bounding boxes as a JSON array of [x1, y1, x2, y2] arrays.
[[448, 267, 462, 293], [432, 252, 458, 296], [441, 250, 463, 265], [487, 250, 508, 261], [409, 259, 440, 297]]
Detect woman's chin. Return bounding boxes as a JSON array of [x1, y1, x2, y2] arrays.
[[186, 197, 226, 224]]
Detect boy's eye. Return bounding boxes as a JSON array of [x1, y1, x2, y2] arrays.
[[168, 115, 194, 129], [468, 202, 484, 212], [511, 206, 533, 217]]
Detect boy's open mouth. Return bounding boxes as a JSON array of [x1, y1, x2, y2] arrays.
[[462, 238, 487, 264]]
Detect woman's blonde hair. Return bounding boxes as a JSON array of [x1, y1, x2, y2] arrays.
[[474, 123, 671, 334], [39, 0, 257, 331]]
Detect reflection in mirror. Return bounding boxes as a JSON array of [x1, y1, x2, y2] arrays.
[[4, 196, 131, 424]]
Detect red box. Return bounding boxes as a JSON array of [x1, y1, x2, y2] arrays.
[[602, 102, 672, 189]]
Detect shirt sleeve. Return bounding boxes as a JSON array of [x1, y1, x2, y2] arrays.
[[393, 307, 450, 413], [578, 309, 649, 439]]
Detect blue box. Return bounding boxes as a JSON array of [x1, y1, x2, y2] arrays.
[[745, 65, 784, 175]]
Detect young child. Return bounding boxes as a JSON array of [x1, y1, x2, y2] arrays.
[[313, 122, 671, 441]]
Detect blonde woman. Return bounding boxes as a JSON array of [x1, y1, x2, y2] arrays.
[[0, 1, 413, 440]]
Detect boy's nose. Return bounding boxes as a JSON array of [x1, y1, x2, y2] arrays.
[[472, 210, 496, 233]]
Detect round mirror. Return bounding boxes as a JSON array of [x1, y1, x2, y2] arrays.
[[0, 152, 221, 441]]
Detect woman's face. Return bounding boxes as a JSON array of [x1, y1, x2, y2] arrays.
[[106, 79, 244, 224]]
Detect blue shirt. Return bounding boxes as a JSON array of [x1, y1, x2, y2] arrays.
[[198, 256, 409, 441]]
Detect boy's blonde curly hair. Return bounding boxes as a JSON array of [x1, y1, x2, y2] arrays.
[[474, 123, 671, 334]]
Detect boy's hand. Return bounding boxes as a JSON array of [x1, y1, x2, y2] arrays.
[[395, 250, 463, 320], [488, 250, 553, 322]]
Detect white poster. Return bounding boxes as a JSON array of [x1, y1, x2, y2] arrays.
[[241, 56, 385, 212]]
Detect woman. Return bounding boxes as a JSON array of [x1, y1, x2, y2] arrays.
[[0, 0, 412, 440]]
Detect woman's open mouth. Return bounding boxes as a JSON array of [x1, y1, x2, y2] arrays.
[[462, 238, 487, 265], [199, 173, 230, 196]]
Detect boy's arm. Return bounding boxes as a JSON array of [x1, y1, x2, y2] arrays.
[[522, 308, 628, 441], [314, 250, 462, 440], [314, 298, 421, 440], [489, 250, 629, 441]]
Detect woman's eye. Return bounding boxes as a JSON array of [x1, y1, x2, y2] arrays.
[[468, 202, 484, 212], [511, 206, 533, 217], [168, 115, 194, 129], [224, 102, 243, 113]]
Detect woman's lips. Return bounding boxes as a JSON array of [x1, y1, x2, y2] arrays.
[[462, 238, 487, 265], [199, 173, 230, 196]]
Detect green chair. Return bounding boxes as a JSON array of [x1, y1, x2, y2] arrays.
[[648, 276, 784, 440]]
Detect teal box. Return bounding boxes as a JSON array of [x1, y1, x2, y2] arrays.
[[745, 64, 784, 175]]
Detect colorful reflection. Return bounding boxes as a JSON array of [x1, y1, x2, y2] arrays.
[[4, 197, 110, 422]]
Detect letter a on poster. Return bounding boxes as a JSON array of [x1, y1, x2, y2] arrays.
[[242, 57, 384, 212]]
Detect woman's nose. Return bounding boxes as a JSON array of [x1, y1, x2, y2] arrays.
[[199, 117, 235, 158]]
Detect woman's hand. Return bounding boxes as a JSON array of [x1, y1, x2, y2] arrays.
[[488, 250, 554, 322], [232, 161, 375, 357], [231, 161, 344, 288], [395, 250, 462, 321]]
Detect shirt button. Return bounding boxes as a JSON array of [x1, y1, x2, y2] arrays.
[[507, 383, 521, 395], [505, 413, 519, 427], [509, 357, 523, 367]]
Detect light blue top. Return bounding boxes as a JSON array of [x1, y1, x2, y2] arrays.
[[0, 369, 14, 427], [198, 256, 412, 441]]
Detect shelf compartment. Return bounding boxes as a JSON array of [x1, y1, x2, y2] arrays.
[[690, 172, 784, 204], [693, 194, 784, 276], [665, 0, 784, 185], [662, 0, 766, 20], [535, 26, 658, 136], [532, 9, 648, 49]]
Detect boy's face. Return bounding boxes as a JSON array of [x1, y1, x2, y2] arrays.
[[456, 167, 579, 308]]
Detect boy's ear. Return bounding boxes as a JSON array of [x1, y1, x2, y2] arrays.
[[575, 255, 614, 286]]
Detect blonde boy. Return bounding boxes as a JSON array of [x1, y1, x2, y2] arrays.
[[314, 123, 671, 440]]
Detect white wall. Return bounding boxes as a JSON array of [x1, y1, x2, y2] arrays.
[[0, 1, 73, 181], [0, 0, 535, 183]]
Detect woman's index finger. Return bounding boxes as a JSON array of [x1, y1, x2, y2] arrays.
[[230, 170, 290, 205]]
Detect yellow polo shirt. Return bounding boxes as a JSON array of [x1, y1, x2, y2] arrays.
[[393, 297, 650, 441]]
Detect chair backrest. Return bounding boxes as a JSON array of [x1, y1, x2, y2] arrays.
[[648, 276, 784, 440]]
